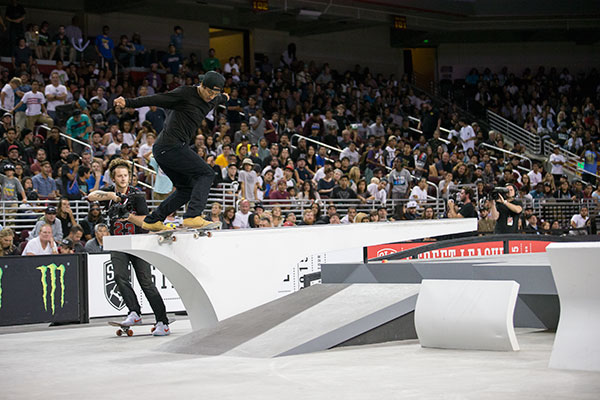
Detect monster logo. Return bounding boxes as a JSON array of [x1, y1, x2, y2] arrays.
[[37, 264, 66, 315]]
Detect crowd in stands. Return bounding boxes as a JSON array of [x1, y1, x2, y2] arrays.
[[0, 3, 598, 256]]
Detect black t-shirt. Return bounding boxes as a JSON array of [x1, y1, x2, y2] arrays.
[[99, 185, 149, 235], [331, 186, 357, 200], [421, 110, 439, 135], [459, 202, 477, 218], [494, 199, 522, 234]]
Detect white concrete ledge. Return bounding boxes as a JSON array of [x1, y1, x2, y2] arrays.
[[547, 242, 600, 372], [105, 219, 476, 330], [415, 279, 520, 351]]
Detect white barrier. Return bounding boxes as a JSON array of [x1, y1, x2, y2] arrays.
[[415, 279, 520, 351], [547, 242, 600, 372], [105, 219, 477, 330]]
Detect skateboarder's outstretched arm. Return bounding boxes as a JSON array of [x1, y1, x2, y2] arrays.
[[114, 86, 186, 110]]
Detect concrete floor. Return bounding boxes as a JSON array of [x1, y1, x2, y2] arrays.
[[1, 319, 599, 399]]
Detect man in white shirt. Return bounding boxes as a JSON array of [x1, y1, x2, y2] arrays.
[[368, 115, 385, 138], [459, 118, 476, 152], [340, 142, 359, 166], [45, 72, 68, 123], [569, 206, 589, 235], [0, 77, 21, 111], [90, 86, 108, 112], [24, 224, 58, 255], [11, 80, 53, 130], [527, 163, 543, 186], [136, 86, 150, 123], [409, 177, 429, 204], [549, 146, 566, 183], [232, 199, 251, 229]]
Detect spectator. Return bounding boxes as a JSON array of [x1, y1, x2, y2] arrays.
[[49, 25, 72, 62], [11, 79, 53, 130], [32, 161, 58, 199], [340, 206, 357, 224], [12, 37, 32, 71], [170, 25, 184, 54], [0, 227, 19, 256], [0, 163, 26, 204], [548, 146, 566, 185], [409, 177, 429, 204], [65, 109, 92, 152], [477, 207, 495, 235], [387, 158, 412, 199], [1, 77, 21, 111], [30, 206, 62, 242], [95, 25, 115, 71], [524, 214, 541, 235], [331, 175, 357, 200], [23, 223, 58, 256], [202, 48, 220, 72], [85, 222, 109, 253], [64, 225, 85, 252], [570, 206, 589, 235], [232, 199, 251, 229], [161, 44, 182, 75]]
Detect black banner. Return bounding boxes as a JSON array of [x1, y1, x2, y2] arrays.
[[0, 254, 87, 326]]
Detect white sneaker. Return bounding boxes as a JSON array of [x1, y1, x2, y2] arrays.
[[120, 311, 142, 326], [152, 321, 171, 336]]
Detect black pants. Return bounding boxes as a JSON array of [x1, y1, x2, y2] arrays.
[[111, 251, 168, 324], [145, 141, 215, 223]]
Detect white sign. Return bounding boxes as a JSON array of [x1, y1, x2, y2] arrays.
[[87, 253, 185, 319]]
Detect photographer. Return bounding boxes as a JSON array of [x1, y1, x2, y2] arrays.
[[490, 184, 523, 234], [447, 187, 477, 219], [88, 158, 170, 336]]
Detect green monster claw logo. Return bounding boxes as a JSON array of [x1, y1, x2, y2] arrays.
[[37, 264, 66, 315]]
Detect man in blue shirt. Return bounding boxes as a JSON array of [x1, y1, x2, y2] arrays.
[[95, 25, 115, 71], [169, 25, 184, 54], [32, 161, 59, 199], [583, 143, 598, 184], [145, 105, 166, 133], [160, 44, 182, 75]]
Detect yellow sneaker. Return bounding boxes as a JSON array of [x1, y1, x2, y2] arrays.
[[142, 221, 172, 232], [183, 216, 213, 229]]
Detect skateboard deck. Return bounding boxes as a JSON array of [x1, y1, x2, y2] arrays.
[[108, 319, 176, 336], [153, 222, 222, 244]]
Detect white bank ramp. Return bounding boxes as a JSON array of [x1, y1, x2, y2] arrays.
[[160, 284, 420, 358]]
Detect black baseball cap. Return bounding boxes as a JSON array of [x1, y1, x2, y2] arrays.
[[45, 206, 57, 214], [200, 71, 225, 91]]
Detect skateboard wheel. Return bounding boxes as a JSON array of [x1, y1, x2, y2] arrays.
[[151, 327, 156, 333], [127, 329, 134, 337], [116, 330, 122, 336], [172, 236, 177, 242], [206, 231, 212, 237], [158, 236, 165, 244]]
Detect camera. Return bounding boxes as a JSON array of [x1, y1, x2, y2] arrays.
[[491, 187, 510, 200], [106, 193, 133, 220]]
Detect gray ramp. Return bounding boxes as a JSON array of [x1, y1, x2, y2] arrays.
[[161, 284, 419, 358]]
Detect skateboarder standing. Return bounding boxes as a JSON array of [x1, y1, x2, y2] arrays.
[[88, 158, 170, 336], [113, 71, 229, 232]]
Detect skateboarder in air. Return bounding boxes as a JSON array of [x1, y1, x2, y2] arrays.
[[88, 158, 170, 336], [113, 71, 229, 231]]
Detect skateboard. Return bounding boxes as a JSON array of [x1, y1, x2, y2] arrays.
[[108, 319, 176, 337], [153, 222, 222, 244]]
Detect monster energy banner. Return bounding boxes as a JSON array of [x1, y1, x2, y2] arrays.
[[0, 254, 87, 326]]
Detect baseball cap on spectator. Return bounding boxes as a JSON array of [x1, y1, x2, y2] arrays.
[[34, 134, 45, 141], [311, 123, 320, 130], [3, 163, 14, 171], [73, 109, 82, 116], [241, 135, 249, 141], [90, 98, 100, 105], [45, 206, 57, 214], [406, 201, 418, 209], [254, 202, 264, 211], [283, 221, 294, 227], [241, 158, 253, 167], [90, 202, 101, 210], [2, 112, 12, 118], [285, 166, 294, 172], [60, 238, 74, 249], [7, 145, 19, 153]]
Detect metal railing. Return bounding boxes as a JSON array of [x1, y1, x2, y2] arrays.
[[3, 183, 239, 232], [479, 143, 532, 171], [487, 110, 542, 154], [290, 134, 342, 155], [408, 115, 452, 140]]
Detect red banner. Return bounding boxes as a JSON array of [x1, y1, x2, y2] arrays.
[[508, 240, 552, 254], [367, 242, 504, 260], [367, 239, 553, 261]]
